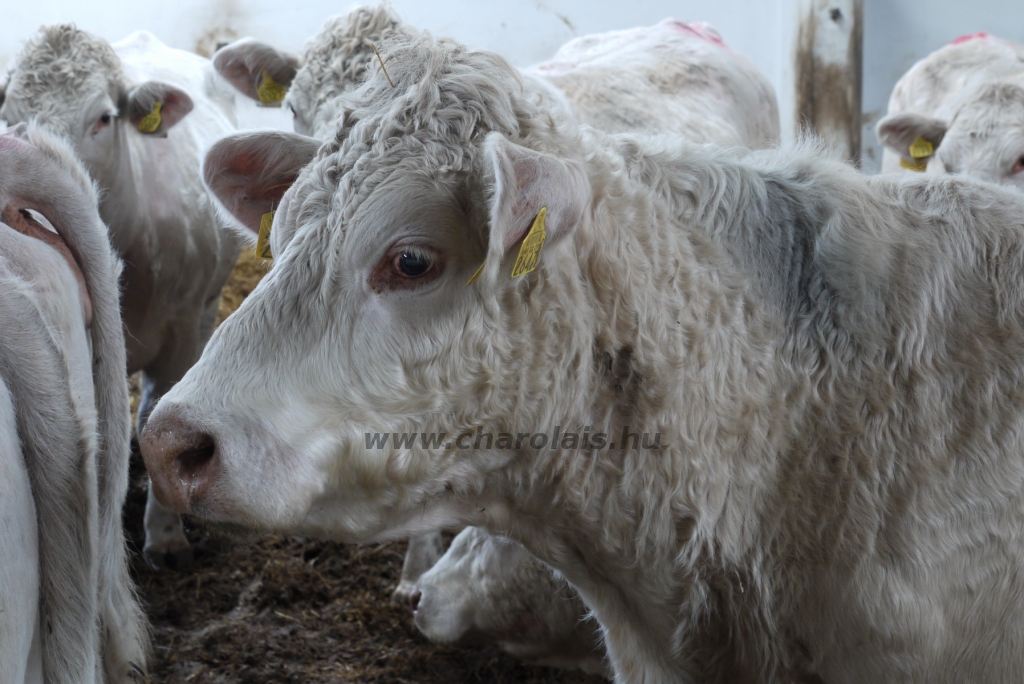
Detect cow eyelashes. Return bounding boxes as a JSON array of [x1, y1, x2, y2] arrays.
[[91, 112, 115, 135], [368, 246, 444, 294], [394, 250, 433, 278]]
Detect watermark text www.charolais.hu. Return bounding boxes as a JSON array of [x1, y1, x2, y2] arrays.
[[364, 426, 665, 451]]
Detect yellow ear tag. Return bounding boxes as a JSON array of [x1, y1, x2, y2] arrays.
[[466, 261, 485, 286], [900, 157, 929, 172], [137, 101, 162, 134], [509, 207, 547, 278], [909, 136, 934, 159], [256, 211, 274, 259], [257, 71, 288, 105]]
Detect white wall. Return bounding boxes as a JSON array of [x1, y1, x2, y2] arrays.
[[2, 0, 1023, 172]]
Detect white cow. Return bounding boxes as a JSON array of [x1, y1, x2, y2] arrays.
[[142, 33, 1024, 682], [213, 5, 779, 145], [211, 4, 780, 602], [0, 26, 241, 567], [876, 32, 1024, 189], [0, 125, 147, 682], [413, 526, 607, 677]]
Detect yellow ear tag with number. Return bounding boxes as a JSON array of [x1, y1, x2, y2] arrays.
[[909, 136, 934, 159], [257, 71, 288, 105], [900, 157, 929, 172], [137, 101, 162, 133], [466, 207, 548, 285], [256, 211, 274, 259], [510, 207, 547, 278]]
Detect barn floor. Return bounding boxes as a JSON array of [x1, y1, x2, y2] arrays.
[[125, 250, 606, 683]]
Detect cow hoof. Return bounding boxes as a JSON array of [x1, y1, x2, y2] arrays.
[[143, 544, 194, 571], [392, 580, 419, 606]]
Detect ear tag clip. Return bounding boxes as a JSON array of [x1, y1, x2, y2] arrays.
[[137, 101, 162, 133], [510, 207, 547, 278], [466, 261, 485, 286], [900, 136, 934, 172], [900, 157, 929, 172], [466, 206, 548, 286], [257, 71, 288, 105], [909, 136, 934, 159], [256, 210, 275, 259]]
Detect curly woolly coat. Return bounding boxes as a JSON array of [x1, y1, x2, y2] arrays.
[[149, 33, 1024, 683]]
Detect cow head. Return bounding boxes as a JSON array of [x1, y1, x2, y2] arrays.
[[413, 526, 550, 643], [141, 34, 593, 542], [877, 81, 1024, 190], [212, 5, 413, 138], [0, 25, 194, 181]]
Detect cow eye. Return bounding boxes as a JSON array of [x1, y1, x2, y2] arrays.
[[1013, 156, 1024, 175], [395, 251, 433, 278], [91, 112, 114, 135]]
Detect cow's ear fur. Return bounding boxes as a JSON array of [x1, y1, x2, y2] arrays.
[[876, 112, 947, 162], [202, 130, 320, 239], [126, 82, 193, 135], [481, 132, 589, 279], [213, 38, 299, 105]]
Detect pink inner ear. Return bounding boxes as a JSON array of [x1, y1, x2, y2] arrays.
[[1, 203, 92, 327]]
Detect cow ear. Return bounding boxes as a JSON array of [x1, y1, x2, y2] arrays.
[[876, 112, 947, 170], [126, 82, 193, 135], [478, 132, 589, 283], [213, 38, 298, 106], [202, 130, 320, 239]]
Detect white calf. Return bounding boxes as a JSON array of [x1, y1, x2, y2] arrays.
[[414, 527, 607, 676]]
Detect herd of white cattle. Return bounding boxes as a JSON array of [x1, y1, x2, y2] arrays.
[[2, 3, 1024, 682]]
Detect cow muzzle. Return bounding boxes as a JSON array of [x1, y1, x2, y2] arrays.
[[139, 410, 219, 515]]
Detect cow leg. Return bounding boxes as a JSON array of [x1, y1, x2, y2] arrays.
[[392, 531, 447, 604], [138, 372, 194, 569]]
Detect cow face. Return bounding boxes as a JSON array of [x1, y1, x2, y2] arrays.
[[141, 36, 592, 541], [0, 25, 193, 182], [876, 81, 1024, 190], [937, 83, 1024, 190], [413, 526, 545, 643]]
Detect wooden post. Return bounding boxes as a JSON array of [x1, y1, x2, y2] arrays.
[[795, 0, 864, 165]]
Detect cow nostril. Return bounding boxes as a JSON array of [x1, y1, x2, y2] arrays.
[[175, 436, 216, 482], [410, 589, 422, 611]]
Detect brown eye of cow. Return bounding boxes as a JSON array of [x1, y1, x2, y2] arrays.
[[394, 251, 432, 278], [1013, 156, 1024, 175]]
